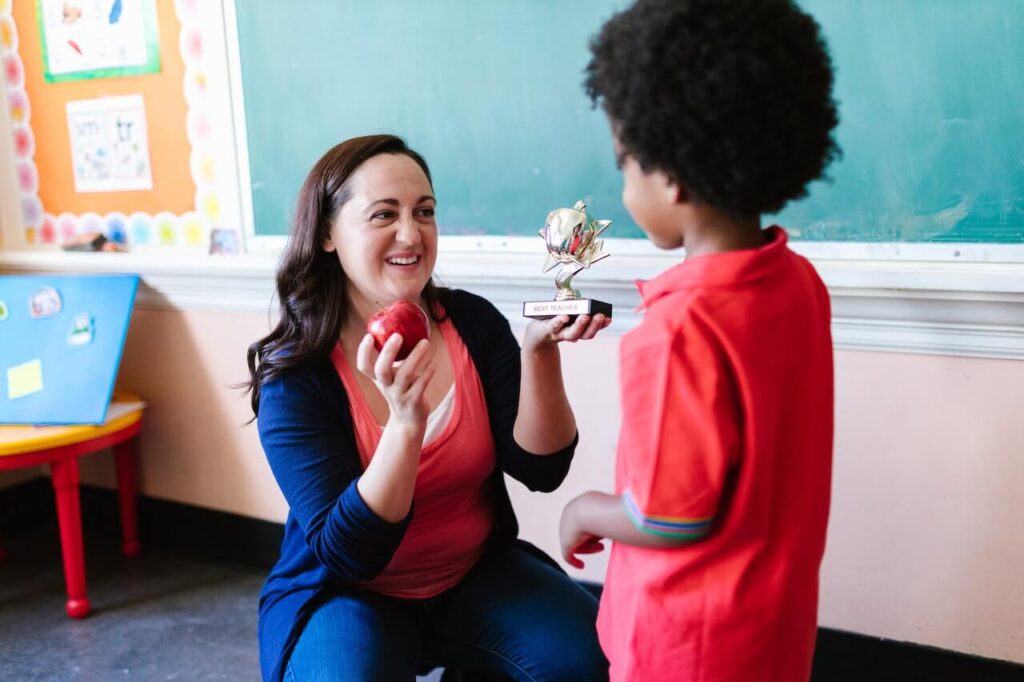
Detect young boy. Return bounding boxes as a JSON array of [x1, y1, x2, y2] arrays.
[[558, 1, 840, 680]]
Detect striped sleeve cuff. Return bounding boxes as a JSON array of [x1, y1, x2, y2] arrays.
[[623, 490, 713, 540]]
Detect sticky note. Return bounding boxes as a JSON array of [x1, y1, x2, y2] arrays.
[[7, 359, 44, 400]]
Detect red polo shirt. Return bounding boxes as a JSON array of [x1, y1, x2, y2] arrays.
[[598, 227, 834, 682]]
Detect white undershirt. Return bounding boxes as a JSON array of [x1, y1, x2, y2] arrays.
[[423, 383, 456, 445]]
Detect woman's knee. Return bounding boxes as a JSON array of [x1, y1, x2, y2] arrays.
[[434, 545, 608, 681], [286, 591, 420, 681], [520, 606, 608, 682]]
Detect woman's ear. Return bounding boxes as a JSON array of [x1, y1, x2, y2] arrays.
[[322, 234, 337, 253]]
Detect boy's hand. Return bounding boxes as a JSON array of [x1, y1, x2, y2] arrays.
[[522, 313, 611, 355], [559, 496, 607, 569]]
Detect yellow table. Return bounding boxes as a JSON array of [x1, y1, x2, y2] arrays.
[[0, 392, 145, 618]]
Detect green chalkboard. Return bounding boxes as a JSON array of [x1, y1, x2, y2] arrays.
[[236, 1, 1024, 243], [235, 1, 636, 238], [778, 0, 1024, 243]]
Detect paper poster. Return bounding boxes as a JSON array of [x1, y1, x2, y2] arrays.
[[36, 0, 161, 82], [67, 95, 153, 192]]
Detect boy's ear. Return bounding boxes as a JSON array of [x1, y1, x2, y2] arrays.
[[666, 175, 690, 205]]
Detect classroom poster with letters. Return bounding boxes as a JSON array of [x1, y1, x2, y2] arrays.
[[66, 94, 153, 192], [36, 0, 160, 82]]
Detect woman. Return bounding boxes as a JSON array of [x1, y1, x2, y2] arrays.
[[246, 134, 610, 681]]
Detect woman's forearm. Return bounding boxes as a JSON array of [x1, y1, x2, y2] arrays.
[[513, 346, 578, 454], [355, 420, 425, 522]]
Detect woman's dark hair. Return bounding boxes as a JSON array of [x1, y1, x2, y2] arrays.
[[244, 134, 447, 417], [585, 0, 841, 217]]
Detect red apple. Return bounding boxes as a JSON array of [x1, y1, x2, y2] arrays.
[[367, 300, 431, 361]]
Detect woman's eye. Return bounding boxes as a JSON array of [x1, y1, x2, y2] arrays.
[[417, 207, 436, 219], [372, 211, 395, 221]]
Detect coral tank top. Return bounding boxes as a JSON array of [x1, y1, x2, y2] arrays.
[[330, 318, 497, 598]]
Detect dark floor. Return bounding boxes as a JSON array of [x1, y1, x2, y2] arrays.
[[3, 521, 1021, 682], [0, 523, 263, 681], [0, 523, 450, 681]]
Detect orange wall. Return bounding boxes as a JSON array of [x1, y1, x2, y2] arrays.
[[13, 0, 194, 215]]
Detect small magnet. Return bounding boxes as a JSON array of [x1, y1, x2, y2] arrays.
[[30, 287, 62, 319], [67, 313, 95, 347]]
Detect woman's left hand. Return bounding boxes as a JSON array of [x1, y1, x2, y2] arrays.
[[522, 313, 611, 354]]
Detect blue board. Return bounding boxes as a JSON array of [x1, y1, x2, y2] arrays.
[[0, 274, 139, 425]]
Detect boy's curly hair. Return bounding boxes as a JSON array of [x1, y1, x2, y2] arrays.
[[585, 0, 841, 217]]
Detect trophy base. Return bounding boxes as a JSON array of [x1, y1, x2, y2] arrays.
[[523, 298, 613, 320]]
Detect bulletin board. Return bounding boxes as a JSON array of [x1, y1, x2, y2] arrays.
[[0, 274, 138, 425], [0, 0, 236, 250]]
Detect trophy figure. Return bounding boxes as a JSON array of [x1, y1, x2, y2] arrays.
[[523, 200, 613, 320]]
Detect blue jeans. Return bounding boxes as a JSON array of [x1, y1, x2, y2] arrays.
[[284, 543, 608, 681]]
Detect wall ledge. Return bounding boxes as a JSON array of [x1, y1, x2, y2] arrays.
[[2, 248, 1023, 360]]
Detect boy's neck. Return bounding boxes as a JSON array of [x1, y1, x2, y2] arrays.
[[680, 208, 765, 259]]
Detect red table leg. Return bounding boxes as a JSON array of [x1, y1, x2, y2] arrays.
[[50, 457, 91, 618], [113, 438, 141, 558]]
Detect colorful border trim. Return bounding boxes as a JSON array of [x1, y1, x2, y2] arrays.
[[0, 3, 43, 246]]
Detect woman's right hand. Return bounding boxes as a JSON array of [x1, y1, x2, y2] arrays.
[[356, 332, 436, 427], [354, 332, 435, 522]]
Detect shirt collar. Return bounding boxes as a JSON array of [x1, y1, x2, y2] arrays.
[[636, 226, 791, 306]]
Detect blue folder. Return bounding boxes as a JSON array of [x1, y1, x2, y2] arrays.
[[0, 274, 139, 425]]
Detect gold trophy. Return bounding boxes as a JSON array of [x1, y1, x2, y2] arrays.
[[523, 200, 613, 320]]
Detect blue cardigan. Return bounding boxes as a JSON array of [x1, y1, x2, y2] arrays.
[[256, 289, 578, 682]]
